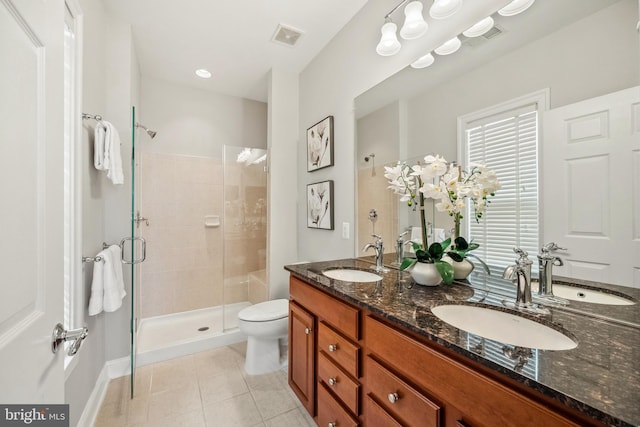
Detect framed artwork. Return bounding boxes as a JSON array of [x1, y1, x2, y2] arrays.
[[307, 116, 334, 172], [307, 180, 334, 230]]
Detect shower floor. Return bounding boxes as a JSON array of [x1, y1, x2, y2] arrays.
[[136, 302, 251, 365]]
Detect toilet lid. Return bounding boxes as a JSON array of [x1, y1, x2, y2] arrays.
[[238, 299, 289, 322]]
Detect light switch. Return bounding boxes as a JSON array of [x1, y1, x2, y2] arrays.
[[342, 222, 350, 239]]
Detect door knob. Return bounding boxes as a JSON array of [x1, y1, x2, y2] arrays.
[[52, 323, 88, 356]]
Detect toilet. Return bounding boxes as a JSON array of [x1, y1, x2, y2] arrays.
[[238, 299, 289, 375]]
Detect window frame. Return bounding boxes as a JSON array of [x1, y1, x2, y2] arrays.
[[456, 89, 549, 271]]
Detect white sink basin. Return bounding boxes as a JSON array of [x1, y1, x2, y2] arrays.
[[323, 268, 383, 282], [552, 284, 636, 306], [431, 304, 578, 351]]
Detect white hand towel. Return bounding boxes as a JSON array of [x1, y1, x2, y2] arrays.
[[94, 123, 107, 170], [93, 121, 124, 185], [103, 245, 126, 312], [88, 248, 110, 316], [104, 121, 124, 185]]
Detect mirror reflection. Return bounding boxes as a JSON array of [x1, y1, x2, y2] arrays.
[[355, 0, 639, 290]]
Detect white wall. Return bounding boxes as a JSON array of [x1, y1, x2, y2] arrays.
[[267, 69, 299, 298], [139, 76, 267, 158], [65, 1, 140, 424], [297, 0, 512, 262]]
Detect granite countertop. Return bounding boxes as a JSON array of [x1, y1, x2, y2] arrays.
[[284, 258, 640, 427]]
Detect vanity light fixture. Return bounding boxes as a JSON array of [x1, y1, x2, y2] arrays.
[[400, 1, 428, 40], [429, 0, 463, 20], [376, 21, 402, 56], [462, 16, 495, 37], [434, 36, 461, 55], [498, 0, 535, 17], [411, 52, 435, 69], [195, 68, 212, 79]]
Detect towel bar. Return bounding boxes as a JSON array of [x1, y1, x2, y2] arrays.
[[102, 237, 147, 265], [82, 256, 104, 263]]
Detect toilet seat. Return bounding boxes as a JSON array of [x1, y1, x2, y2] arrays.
[[238, 299, 288, 322]]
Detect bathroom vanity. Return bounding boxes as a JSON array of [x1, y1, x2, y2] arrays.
[[285, 258, 640, 427]]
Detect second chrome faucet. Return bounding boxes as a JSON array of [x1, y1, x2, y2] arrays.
[[363, 234, 389, 273]]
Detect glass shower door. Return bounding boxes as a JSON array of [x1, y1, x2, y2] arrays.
[[222, 145, 268, 331]]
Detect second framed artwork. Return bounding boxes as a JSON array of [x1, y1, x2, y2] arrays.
[[307, 115, 334, 172], [307, 180, 334, 230]]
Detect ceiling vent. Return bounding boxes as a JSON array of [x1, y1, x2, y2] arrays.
[[482, 25, 504, 40], [462, 24, 505, 47], [271, 24, 304, 47]]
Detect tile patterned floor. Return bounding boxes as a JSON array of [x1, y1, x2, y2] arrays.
[[94, 342, 316, 427]]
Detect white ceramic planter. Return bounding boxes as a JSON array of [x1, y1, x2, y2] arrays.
[[443, 256, 475, 280], [410, 262, 442, 286]]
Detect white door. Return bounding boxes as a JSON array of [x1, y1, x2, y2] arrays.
[[543, 86, 640, 287], [0, 0, 66, 402]]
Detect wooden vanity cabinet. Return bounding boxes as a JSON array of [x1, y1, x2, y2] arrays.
[[289, 276, 363, 424], [289, 275, 606, 427], [288, 300, 315, 415]]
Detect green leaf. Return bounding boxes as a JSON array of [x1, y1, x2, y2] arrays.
[[467, 243, 480, 251], [447, 251, 464, 262], [428, 242, 444, 260], [399, 258, 417, 271], [454, 237, 468, 250], [411, 242, 423, 252], [435, 260, 454, 285], [439, 238, 452, 250], [415, 249, 430, 262]]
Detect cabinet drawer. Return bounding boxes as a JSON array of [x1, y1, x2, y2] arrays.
[[365, 315, 581, 427], [290, 276, 360, 340], [319, 321, 360, 377], [365, 356, 441, 427], [318, 382, 360, 427], [318, 351, 360, 415], [364, 395, 402, 427]]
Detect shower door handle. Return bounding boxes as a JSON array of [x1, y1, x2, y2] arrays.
[[120, 236, 146, 265]]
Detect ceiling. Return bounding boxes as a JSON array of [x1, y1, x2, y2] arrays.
[[104, 0, 369, 103]]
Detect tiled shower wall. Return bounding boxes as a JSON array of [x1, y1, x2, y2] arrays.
[[139, 152, 266, 319]]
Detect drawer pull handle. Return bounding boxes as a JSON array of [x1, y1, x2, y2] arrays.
[[388, 392, 400, 404], [328, 377, 337, 386], [328, 344, 338, 352], [328, 423, 336, 427], [305, 327, 312, 335]]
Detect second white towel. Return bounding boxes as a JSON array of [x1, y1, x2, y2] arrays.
[[88, 245, 126, 316], [94, 121, 124, 185]]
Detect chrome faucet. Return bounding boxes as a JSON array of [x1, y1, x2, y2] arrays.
[[363, 234, 388, 272], [502, 248, 549, 315], [537, 242, 566, 297], [395, 229, 411, 265]]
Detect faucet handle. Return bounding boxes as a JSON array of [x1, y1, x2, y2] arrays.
[[542, 242, 566, 253], [371, 233, 383, 241], [513, 247, 528, 258]]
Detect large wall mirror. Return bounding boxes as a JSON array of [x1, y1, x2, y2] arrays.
[[355, 0, 639, 288]]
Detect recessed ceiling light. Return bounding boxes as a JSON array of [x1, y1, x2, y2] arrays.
[[463, 16, 495, 38], [195, 69, 212, 79]]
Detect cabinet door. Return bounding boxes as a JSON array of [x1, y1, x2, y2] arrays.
[[289, 301, 315, 416]]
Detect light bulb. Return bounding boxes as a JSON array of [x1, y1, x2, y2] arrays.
[[434, 36, 461, 55], [376, 22, 401, 56], [411, 53, 435, 69], [429, 0, 463, 20], [195, 69, 212, 79], [462, 16, 494, 38], [498, 0, 535, 17], [400, 1, 428, 40]]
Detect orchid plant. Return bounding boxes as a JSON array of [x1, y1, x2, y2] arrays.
[[385, 155, 501, 282]]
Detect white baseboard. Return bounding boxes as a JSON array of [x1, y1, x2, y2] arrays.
[[76, 357, 130, 427]]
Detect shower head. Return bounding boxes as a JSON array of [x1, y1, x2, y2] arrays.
[[364, 153, 375, 162], [135, 122, 157, 139]]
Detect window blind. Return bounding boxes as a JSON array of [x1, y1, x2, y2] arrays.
[[464, 104, 539, 273]]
